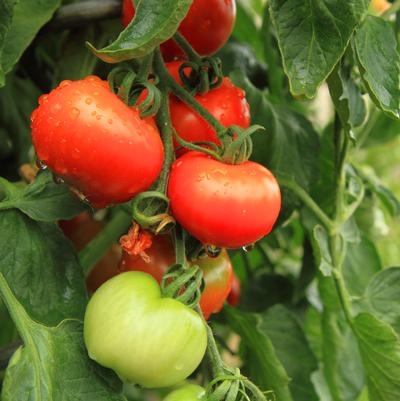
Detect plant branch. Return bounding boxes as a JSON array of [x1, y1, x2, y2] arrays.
[[279, 178, 335, 233], [0, 340, 21, 371], [79, 208, 131, 277], [46, 0, 122, 31]]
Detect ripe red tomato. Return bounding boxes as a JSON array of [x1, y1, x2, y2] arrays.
[[228, 273, 240, 306], [119, 235, 233, 319], [59, 213, 121, 292], [31, 76, 164, 208], [167, 152, 281, 248], [122, 0, 236, 59], [166, 61, 250, 150]]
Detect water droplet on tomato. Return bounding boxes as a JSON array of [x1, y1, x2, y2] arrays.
[[243, 243, 255, 253], [38, 95, 48, 105], [96, 114, 102, 120], [52, 174, 65, 184], [91, 111, 96, 116], [69, 107, 80, 119], [85, 97, 93, 105], [108, 119, 113, 125], [36, 160, 48, 170], [205, 245, 222, 258], [59, 80, 72, 88]]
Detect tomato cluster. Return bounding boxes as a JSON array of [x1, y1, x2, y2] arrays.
[[30, 0, 280, 390]]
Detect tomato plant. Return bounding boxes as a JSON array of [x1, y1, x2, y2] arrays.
[[1, 1, 400, 401], [168, 152, 281, 248], [122, 0, 236, 59], [119, 234, 233, 319], [84, 272, 207, 388], [31, 76, 164, 208]]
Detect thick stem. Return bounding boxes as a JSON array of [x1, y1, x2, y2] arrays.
[[174, 225, 186, 265], [279, 178, 335, 233], [173, 32, 202, 62], [136, 53, 154, 82], [79, 209, 131, 277]]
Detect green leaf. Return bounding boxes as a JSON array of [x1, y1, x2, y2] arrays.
[[363, 267, 400, 332], [0, 0, 17, 86], [231, 71, 320, 190], [260, 305, 319, 401], [225, 306, 294, 401], [318, 276, 365, 401], [355, 16, 400, 119], [0, 170, 87, 222], [88, 0, 192, 63], [269, 0, 368, 98], [327, 63, 366, 133], [313, 225, 333, 276], [343, 236, 381, 297], [0, 0, 61, 83], [0, 210, 87, 326], [0, 273, 126, 401], [353, 313, 400, 401]]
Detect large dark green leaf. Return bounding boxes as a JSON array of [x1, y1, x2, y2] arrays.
[[0, 170, 87, 222], [225, 307, 293, 401], [261, 305, 319, 401], [355, 16, 400, 119], [0, 273, 126, 401], [0, 0, 61, 85], [354, 313, 400, 401], [269, 0, 368, 98], [231, 71, 320, 190], [0, 0, 17, 86], [0, 210, 87, 326], [362, 267, 400, 332], [343, 236, 381, 297], [89, 0, 192, 63]]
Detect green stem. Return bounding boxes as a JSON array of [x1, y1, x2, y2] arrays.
[[174, 224, 186, 265], [279, 178, 336, 233], [382, 0, 400, 18], [79, 209, 130, 277], [0, 200, 15, 211], [136, 53, 154, 81], [355, 106, 379, 148], [173, 32, 202, 62], [153, 49, 176, 194], [203, 317, 225, 377]]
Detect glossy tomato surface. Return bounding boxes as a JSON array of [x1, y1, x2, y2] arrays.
[[228, 273, 241, 306], [31, 76, 164, 208], [164, 384, 205, 401], [119, 235, 233, 319], [168, 152, 281, 248], [84, 272, 207, 388], [122, 0, 236, 59], [59, 213, 121, 292], [166, 61, 250, 150]]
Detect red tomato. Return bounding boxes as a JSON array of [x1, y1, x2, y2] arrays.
[[122, 0, 236, 60], [228, 273, 240, 306], [167, 152, 281, 248], [166, 61, 250, 150], [31, 76, 164, 208], [119, 235, 233, 319], [59, 213, 121, 292]]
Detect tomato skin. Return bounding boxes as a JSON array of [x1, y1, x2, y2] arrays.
[[166, 61, 250, 150], [59, 213, 121, 292], [31, 76, 164, 208], [164, 384, 205, 401], [167, 152, 281, 249], [370, 0, 390, 14], [84, 272, 207, 388], [119, 235, 233, 319], [228, 273, 241, 306], [122, 0, 236, 59]]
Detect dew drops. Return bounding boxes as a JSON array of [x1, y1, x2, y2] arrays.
[[69, 107, 80, 120], [242, 243, 255, 253], [96, 114, 102, 120], [52, 174, 65, 184], [38, 95, 49, 105], [59, 80, 72, 88], [36, 160, 48, 170], [107, 118, 113, 125], [91, 111, 97, 116], [205, 245, 222, 258], [85, 97, 93, 105]]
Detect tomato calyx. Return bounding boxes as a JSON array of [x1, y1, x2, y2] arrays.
[[131, 190, 175, 234], [107, 64, 161, 118], [161, 263, 204, 309]]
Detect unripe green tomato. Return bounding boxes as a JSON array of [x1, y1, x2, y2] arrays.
[[164, 384, 205, 401], [84, 272, 207, 388]]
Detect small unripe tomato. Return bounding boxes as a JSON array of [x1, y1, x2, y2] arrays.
[[228, 273, 241, 306], [84, 272, 207, 388], [122, 0, 236, 60], [369, 0, 390, 14], [31, 76, 164, 208], [164, 384, 205, 401], [168, 152, 281, 248]]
